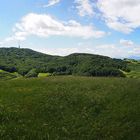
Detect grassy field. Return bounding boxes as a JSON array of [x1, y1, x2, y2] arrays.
[[125, 60, 140, 78], [0, 76, 140, 140], [0, 70, 19, 80], [38, 73, 52, 78]]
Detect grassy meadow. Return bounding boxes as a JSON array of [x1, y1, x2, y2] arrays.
[[0, 70, 19, 80], [123, 59, 140, 78], [0, 76, 140, 140]]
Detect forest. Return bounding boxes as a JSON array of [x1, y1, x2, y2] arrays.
[[0, 47, 129, 77]]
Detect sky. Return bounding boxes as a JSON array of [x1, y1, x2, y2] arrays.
[[0, 0, 140, 58]]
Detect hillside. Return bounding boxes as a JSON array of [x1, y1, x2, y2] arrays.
[[0, 47, 128, 77], [0, 47, 59, 75], [0, 76, 139, 139], [124, 59, 140, 78], [0, 69, 18, 80]]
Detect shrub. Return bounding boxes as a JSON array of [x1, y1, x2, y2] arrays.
[[25, 69, 38, 78]]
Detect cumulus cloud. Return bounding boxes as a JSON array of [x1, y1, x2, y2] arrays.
[[43, 0, 60, 7], [92, 44, 140, 58], [6, 13, 106, 42], [75, 0, 94, 17], [88, 44, 129, 58], [5, 32, 27, 42], [97, 0, 140, 33], [33, 42, 140, 58], [120, 39, 134, 47], [34, 47, 80, 56]]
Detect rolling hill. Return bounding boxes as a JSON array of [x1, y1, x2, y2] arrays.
[[0, 69, 18, 80], [124, 59, 140, 78], [0, 48, 139, 139], [0, 47, 128, 77]]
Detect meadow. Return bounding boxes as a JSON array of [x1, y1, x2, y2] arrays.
[[0, 76, 140, 140], [126, 61, 140, 78]]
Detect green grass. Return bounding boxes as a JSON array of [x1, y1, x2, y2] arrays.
[[124, 60, 140, 78], [0, 70, 19, 80], [0, 76, 140, 140], [125, 71, 140, 78], [38, 73, 52, 77], [128, 61, 140, 72], [0, 69, 4, 72]]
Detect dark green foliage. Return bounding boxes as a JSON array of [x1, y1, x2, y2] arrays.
[[0, 47, 128, 77], [0, 76, 139, 139], [0, 65, 17, 73]]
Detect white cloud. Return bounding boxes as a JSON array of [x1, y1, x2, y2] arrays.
[[129, 47, 140, 56], [0, 41, 3, 46], [43, 0, 60, 7], [120, 39, 134, 47], [87, 44, 140, 58], [6, 13, 106, 42], [97, 0, 140, 33], [5, 32, 27, 42], [32, 42, 140, 58], [88, 44, 129, 58], [75, 0, 94, 17], [34, 47, 80, 56]]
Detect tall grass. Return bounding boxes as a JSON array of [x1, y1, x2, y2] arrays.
[[0, 76, 140, 140]]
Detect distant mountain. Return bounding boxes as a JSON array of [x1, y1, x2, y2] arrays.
[[0, 47, 129, 77], [128, 56, 140, 60]]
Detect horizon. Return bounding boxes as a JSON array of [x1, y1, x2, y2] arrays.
[[0, 0, 140, 59], [1, 46, 140, 60]]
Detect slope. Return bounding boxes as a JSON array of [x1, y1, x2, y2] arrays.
[[0, 47, 128, 77]]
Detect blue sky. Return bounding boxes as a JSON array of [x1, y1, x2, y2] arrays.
[[0, 0, 140, 58]]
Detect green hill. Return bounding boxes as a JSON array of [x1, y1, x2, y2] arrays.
[[0, 47, 128, 77], [124, 59, 140, 78], [0, 47, 59, 76], [0, 69, 19, 80], [0, 76, 139, 139]]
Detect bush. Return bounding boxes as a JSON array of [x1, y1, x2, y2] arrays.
[[0, 65, 17, 73], [25, 69, 38, 78]]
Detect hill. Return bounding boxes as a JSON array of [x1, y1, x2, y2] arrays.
[[0, 47, 128, 77], [0, 69, 19, 80], [124, 59, 140, 78], [0, 76, 139, 139]]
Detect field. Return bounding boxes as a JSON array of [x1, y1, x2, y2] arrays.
[[0, 76, 140, 140], [125, 60, 140, 78], [0, 70, 20, 80]]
